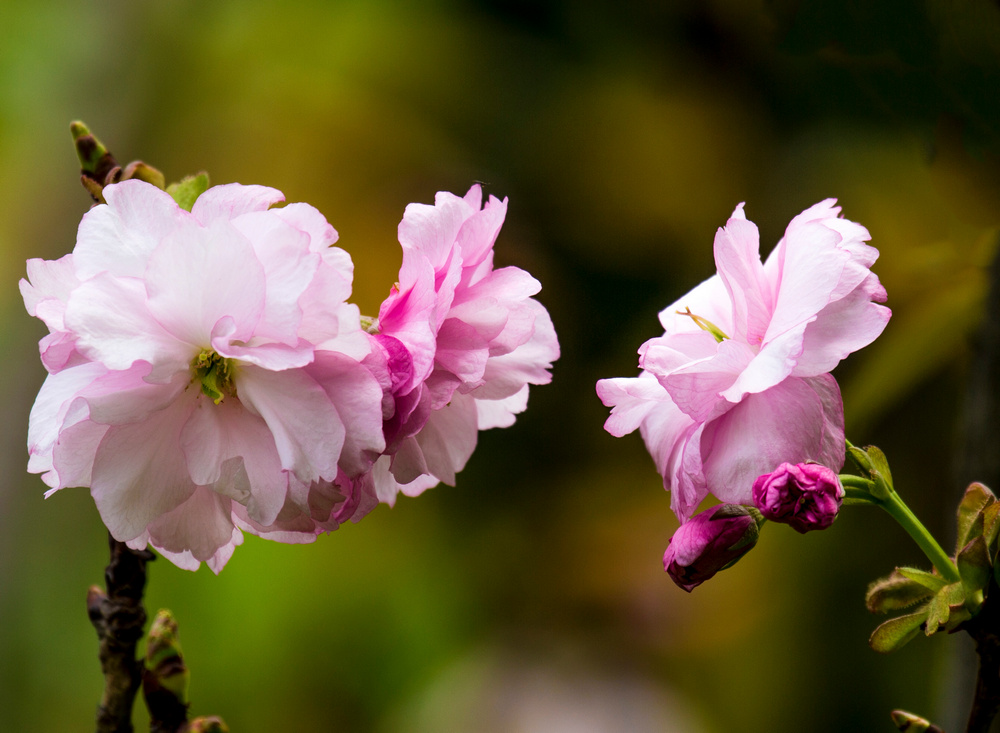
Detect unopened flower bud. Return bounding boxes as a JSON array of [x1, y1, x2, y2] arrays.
[[752, 462, 843, 533], [663, 504, 761, 591]]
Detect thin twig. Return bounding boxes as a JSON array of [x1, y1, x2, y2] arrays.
[[88, 532, 155, 733]]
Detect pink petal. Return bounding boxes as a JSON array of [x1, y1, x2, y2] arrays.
[[180, 397, 287, 526], [659, 339, 753, 422], [391, 393, 478, 486], [230, 211, 320, 343], [65, 273, 191, 379], [476, 385, 529, 429], [271, 202, 340, 250], [658, 274, 734, 337], [90, 395, 200, 541], [146, 486, 241, 565], [792, 273, 891, 377], [190, 183, 284, 224], [22, 254, 79, 320], [713, 211, 772, 345], [145, 219, 266, 348], [237, 366, 343, 484], [762, 221, 849, 345], [700, 375, 845, 506], [306, 351, 387, 477], [75, 181, 187, 279], [471, 303, 559, 400]]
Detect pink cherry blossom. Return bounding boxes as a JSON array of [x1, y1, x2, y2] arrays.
[[597, 201, 889, 522], [23, 180, 385, 571], [367, 185, 559, 503]]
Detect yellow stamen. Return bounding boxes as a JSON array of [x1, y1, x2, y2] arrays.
[[676, 307, 728, 342]]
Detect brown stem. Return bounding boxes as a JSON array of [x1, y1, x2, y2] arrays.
[[87, 532, 155, 733], [963, 579, 1000, 733]]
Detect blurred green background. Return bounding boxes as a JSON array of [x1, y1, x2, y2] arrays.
[[3, 1, 1000, 730]]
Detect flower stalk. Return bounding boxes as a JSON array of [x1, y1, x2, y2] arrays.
[[844, 441, 961, 584]]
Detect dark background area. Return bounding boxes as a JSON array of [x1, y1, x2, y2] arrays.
[[2, 1, 999, 730]]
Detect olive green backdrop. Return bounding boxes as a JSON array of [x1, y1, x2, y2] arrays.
[[2, 1, 999, 730]]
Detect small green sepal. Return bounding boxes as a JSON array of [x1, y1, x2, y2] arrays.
[[866, 570, 935, 614], [167, 172, 210, 212], [869, 609, 928, 653], [896, 567, 948, 593]]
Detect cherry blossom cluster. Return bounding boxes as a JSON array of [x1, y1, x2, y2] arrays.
[[23, 181, 558, 571], [598, 201, 889, 589]]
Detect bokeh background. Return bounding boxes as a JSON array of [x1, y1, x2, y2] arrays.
[[2, 1, 1000, 731]]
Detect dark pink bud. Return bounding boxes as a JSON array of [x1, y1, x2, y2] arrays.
[[752, 462, 843, 533], [663, 504, 760, 592]]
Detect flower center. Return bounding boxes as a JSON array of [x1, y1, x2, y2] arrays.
[[192, 350, 237, 404], [676, 307, 729, 342], [359, 314, 380, 334]]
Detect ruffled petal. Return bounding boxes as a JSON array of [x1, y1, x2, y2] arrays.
[[190, 183, 284, 224], [700, 376, 845, 506], [145, 219, 266, 348], [90, 395, 199, 541], [237, 366, 342, 484], [75, 181, 187, 279]]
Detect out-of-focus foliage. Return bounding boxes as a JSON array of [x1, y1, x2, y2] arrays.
[[2, 1, 1000, 731]]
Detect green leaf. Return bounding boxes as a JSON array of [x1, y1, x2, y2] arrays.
[[924, 592, 950, 634], [866, 445, 894, 491], [167, 172, 210, 212], [870, 609, 928, 653], [897, 567, 948, 593], [983, 501, 1000, 551], [847, 444, 874, 474], [957, 482, 996, 553], [925, 582, 967, 634], [958, 536, 991, 599], [866, 570, 935, 613]]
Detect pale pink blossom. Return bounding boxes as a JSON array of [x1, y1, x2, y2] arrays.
[[23, 180, 385, 571], [597, 201, 889, 522], [368, 185, 559, 502]]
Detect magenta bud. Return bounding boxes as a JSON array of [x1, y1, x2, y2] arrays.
[[752, 462, 843, 533], [663, 504, 761, 592]]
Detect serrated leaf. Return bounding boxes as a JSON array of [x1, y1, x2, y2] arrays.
[[897, 567, 948, 593], [957, 482, 995, 552], [870, 609, 928, 653], [925, 582, 967, 635], [866, 445, 894, 491], [167, 172, 209, 212], [866, 570, 935, 613], [958, 536, 991, 598], [924, 592, 950, 634], [983, 501, 1000, 551]]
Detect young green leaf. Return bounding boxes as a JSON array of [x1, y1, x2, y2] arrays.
[[870, 609, 928, 653], [866, 570, 935, 613], [956, 482, 996, 553], [958, 535, 991, 601], [167, 172, 210, 212], [866, 445, 894, 491], [897, 567, 948, 593]]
